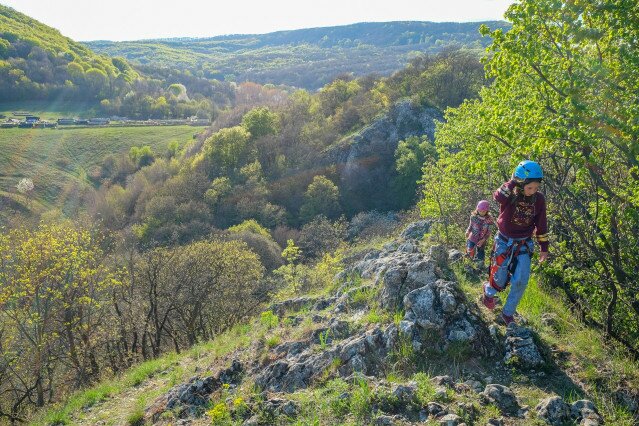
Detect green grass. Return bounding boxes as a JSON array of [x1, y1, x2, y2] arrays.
[[0, 101, 101, 121], [451, 261, 639, 425], [31, 321, 254, 425], [0, 125, 198, 215]]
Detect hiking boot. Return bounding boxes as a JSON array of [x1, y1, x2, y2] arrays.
[[501, 312, 516, 326], [482, 293, 496, 310]]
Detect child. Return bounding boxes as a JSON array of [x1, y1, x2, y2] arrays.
[[465, 200, 494, 263], [482, 160, 549, 325]]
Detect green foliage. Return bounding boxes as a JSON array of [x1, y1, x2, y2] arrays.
[[297, 216, 346, 261], [204, 126, 254, 177], [228, 219, 271, 238], [318, 329, 331, 349], [85, 21, 507, 90], [413, 372, 436, 405], [0, 4, 138, 101], [241, 106, 280, 139], [126, 407, 144, 426], [393, 135, 436, 208], [260, 310, 279, 329], [0, 223, 123, 416], [129, 145, 155, 167], [350, 376, 373, 421], [207, 402, 232, 425], [421, 0, 639, 352], [282, 239, 301, 264], [299, 175, 342, 222]]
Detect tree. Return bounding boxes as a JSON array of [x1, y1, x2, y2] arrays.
[[299, 175, 342, 222], [129, 145, 155, 168], [133, 239, 264, 351], [203, 126, 255, 177], [0, 224, 122, 417], [421, 0, 639, 354], [392, 135, 436, 208], [241, 107, 280, 140]]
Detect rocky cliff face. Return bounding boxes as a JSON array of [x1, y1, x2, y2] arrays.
[[144, 221, 612, 425], [323, 101, 444, 212]]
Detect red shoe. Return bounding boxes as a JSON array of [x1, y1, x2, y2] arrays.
[[502, 313, 516, 326], [482, 293, 496, 310]]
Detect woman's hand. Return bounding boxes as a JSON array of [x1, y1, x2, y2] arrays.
[[539, 251, 548, 263]]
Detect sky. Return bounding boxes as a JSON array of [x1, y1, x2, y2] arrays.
[[0, 0, 514, 42]]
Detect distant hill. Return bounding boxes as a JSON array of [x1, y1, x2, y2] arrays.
[[85, 21, 510, 89], [0, 4, 138, 101]]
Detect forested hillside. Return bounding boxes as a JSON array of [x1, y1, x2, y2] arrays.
[[85, 21, 510, 89], [0, 4, 137, 101], [1, 1, 639, 425], [0, 5, 232, 119]]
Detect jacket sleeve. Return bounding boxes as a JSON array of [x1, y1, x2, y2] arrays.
[[466, 217, 473, 235], [494, 179, 517, 205], [534, 195, 549, 252]]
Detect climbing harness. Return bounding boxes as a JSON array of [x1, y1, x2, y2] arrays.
[[488, 234, 531, 292]]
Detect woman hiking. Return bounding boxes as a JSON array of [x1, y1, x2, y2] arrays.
[[482, 160, 549, 325]]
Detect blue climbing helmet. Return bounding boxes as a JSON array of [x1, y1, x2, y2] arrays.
[[513, 160, 543, 181]]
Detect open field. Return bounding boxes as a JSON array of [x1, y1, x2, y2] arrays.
[[0, 101, 102, 120], [0, 126, 200, 217]]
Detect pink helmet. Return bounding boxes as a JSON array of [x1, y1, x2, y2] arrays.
[[476, 200, 490, 211]]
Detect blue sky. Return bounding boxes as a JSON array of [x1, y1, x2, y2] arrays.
[[1, 0, 514, 41]]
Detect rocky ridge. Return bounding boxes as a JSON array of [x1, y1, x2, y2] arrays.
[[144, 220, 611, 425]]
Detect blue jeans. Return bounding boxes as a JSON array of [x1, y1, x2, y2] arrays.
[[484, 234, 534, 316], [466, 240, 486, 261]]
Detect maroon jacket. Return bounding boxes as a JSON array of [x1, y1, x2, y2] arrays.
[[494, 179, 549, 252]]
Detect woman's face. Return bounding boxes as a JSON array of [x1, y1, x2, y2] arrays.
[[523, 181, 540, 196]]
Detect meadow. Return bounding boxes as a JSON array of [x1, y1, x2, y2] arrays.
[[0, 125, 199, 217], [0, 101, 102, 121]]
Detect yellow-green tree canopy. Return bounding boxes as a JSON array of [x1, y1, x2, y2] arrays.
[[420, 0, 639, 354]]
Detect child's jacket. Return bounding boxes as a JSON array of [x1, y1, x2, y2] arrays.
[[466, 213, 494, 244], [494, 179, 549, 252]]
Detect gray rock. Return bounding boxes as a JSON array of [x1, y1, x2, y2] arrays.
[[374, 415, 397, 425], [464, 379, 484, 393], [429, 244, 448, 267], [535, 396, 571, 425], [482, 384, 519, 415], [280, 400, 300, 417], [242, 415, 259, 425], [427, 401, 447, 415], [255, 326, 394, 392], [153, 360, 243, 420], [435, 387, 448, 400], [439, 413, 462, 425], [400, 220, 431, 240], [448, 249, 463, 262], [503, 326, 545, 369], [540, 313, 560, 330], [401, 280, 491, 354], [392, 382, 417, 405], [486, 418, 503, 426], [397, 242, 418, 253], [571, 400, 603, 425], [614, 388, 638, 414], [323, 101, 443, 212], [432, 375, 455, 387]]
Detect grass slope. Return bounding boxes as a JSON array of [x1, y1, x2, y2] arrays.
[[0, 101, 101, 120], [0, 125, 198, 216], [29, 237, 639, 426]]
